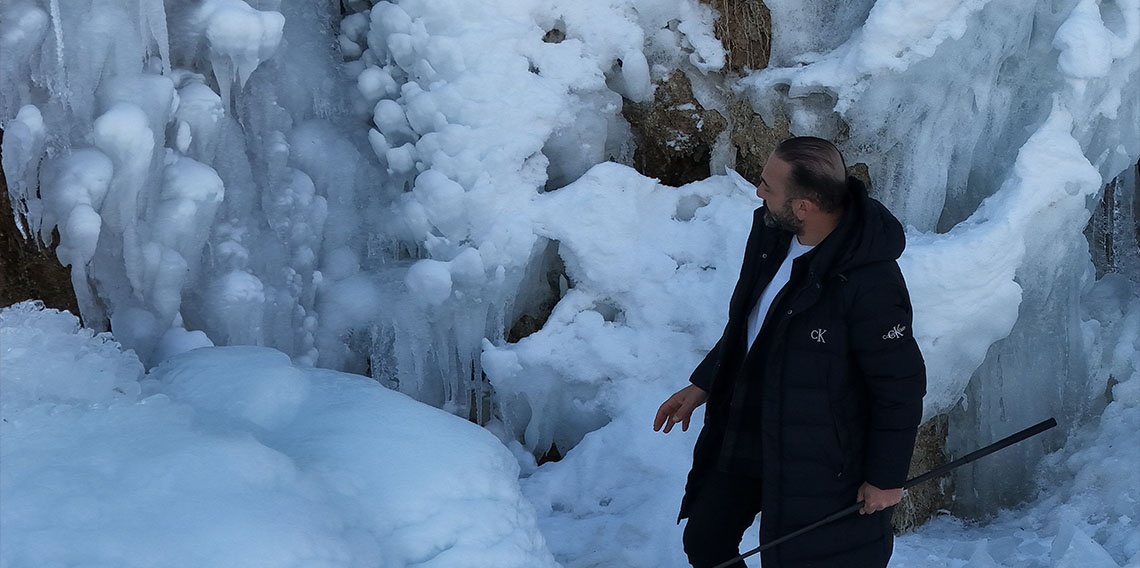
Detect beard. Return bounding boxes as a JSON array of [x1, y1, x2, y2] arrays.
[[763, 201, 803, 233]]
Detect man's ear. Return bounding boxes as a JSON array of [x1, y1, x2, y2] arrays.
[[793, 197, 816, 220]]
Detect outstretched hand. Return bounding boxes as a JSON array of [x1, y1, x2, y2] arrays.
[[857, 482, 903, 515], [653, 384, 708, 433]]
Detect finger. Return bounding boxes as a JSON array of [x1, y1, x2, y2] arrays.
[[674, 399, 696, 423], [681, 414, 691, 432], [653, 402, 675, 431], [663, 415, 676, 434]]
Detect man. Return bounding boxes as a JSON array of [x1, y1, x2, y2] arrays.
[[654, 137, 926, 568]]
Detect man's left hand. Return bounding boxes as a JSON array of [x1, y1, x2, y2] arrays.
[[857, 482, 902, 515]]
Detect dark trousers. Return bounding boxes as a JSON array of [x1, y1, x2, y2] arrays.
[[682, 470, 764, 568]]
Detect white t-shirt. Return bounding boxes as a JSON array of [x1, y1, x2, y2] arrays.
[[746, 237, 815, 350]]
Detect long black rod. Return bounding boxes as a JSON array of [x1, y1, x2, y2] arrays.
[[711, 417, 1058, 568]]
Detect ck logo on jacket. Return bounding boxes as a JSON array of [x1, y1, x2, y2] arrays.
[[882, 324, 907, 340], [811, 328, 827, 343]]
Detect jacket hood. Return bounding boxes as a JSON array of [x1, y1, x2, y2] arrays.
[[813, 177, 906, 277]]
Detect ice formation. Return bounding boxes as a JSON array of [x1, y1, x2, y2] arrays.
[[2, 0, 730, 421], [1, 0, 1137, 541]]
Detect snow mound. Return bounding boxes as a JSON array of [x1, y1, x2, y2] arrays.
[[0, 300, 143, 411], [484, 163, 753, 456], [0, 303, 557, 568], [523, 403, 712, 567]]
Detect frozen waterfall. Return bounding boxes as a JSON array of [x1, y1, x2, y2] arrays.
[[2, 0, 1137, 519]]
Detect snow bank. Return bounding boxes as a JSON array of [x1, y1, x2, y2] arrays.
[[4, 296, 1137, 568], [519, 271, 1140, 568], [484, 163, 753, 455], [0, 302, 557, 568], [0, 301, 143, 412], [523, 404, 702, 567]]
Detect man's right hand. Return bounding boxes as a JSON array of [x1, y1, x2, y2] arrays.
[[653, 384, 709, 433]]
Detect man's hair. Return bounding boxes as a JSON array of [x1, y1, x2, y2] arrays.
[[773, 137, 848, 213]]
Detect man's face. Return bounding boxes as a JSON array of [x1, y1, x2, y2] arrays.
[[756, 155, 803, 233]]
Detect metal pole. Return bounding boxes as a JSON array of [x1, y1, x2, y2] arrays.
[[710, 417, 1058, 568]]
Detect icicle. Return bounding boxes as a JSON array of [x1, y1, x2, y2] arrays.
[[0, 105, 47, 241], [139, 0, 172, 75], [47, 0, 66, 99]]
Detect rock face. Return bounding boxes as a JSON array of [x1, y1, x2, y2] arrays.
[[618, 0, 777, 189], [0, 128, 79, 315], [894, 415, 950, 533], [1086, 160, 1140, 280], [726, 98, 789, 181], [622, 71, 728, 188], [703, 0, 772, 73]]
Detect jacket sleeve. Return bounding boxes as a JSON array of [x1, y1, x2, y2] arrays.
[[848, 273, 927, 489], [689, 209, 764, 392], [689, 330, 725, 392]]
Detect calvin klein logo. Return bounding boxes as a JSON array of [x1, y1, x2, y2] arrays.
[[811, 329, 827, 344], [883, 324, 907, 340]]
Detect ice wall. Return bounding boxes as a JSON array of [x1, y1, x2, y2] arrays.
[[0, 0, 728, 426], [742, 0, 1139, 511], [1, 0, 344, 369], [337, 0, 726, 427]]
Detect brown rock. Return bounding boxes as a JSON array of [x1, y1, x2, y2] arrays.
[[727, 98, 790, 182], [893, 414, 951, 533], [0, 127, 80, 315], [622, 72, 728, 187], [700, 0, 772, 73]]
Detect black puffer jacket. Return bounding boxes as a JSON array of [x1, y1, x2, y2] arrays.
[[679, 178, 926, 568]]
